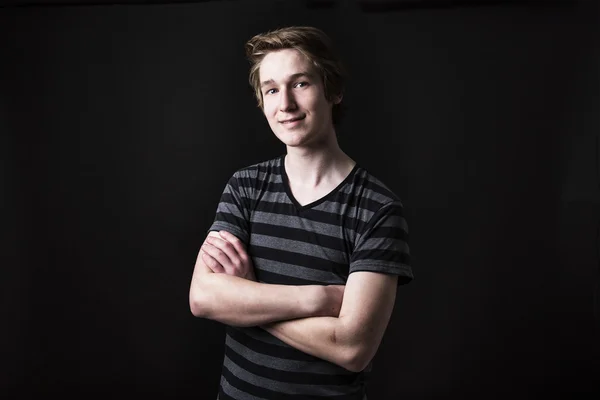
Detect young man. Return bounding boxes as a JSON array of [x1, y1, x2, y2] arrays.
[[189, 26, 413, 400]]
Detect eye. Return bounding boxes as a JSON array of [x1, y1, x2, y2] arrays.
[[294, 81, 309, 88], [265, 88, 278, 95]]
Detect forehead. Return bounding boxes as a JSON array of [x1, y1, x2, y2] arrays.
[[258, 49, 316, 83]]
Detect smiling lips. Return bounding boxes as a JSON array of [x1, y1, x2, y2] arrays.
[[280, 116, 305, 124]]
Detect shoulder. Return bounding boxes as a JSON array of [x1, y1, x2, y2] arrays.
[[231, 155, 282, 180], [227, 155, 283, 192], [353, 166, 404, 209]]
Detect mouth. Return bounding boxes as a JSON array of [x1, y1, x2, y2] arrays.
[[279, 116, 305, 124]]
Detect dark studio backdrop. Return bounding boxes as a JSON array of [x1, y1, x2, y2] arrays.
[[1, 0, 599, 398]]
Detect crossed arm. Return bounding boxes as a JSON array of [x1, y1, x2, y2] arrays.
[[188, 230, 398, 372], [188, 231, 345, 327]]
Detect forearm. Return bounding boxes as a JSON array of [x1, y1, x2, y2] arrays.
[[190, 272, 325, 327], [263, 316, 366, 372], [263, 272, 398, 373]]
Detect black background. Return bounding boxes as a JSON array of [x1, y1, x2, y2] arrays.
[[1, 0, 599, 398]]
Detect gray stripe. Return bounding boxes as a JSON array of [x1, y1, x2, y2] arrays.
[[240, 169, 282, 184], [238, 166, 393, 206], [226, 335, 351, 375], [251, 189, 291, 204], [221, 375, 265, 400], [250, 211, 358, 238], [216, 200, 245, 220], [223, 355, 356, 396], [209, 222, 249, 243], [213, 157, 410, 399], [246, 196, 386, 228]]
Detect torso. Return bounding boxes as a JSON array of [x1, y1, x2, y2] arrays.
[[209, 155, 411, 400]]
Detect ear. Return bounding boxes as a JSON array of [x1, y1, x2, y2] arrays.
[[332, 93, 343, 105]]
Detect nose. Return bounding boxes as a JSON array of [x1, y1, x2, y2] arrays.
[[279, 88, 297, 112]]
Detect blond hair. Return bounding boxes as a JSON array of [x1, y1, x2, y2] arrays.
[[245, 26, 348, 125]]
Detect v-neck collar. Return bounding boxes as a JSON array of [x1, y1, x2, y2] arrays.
[[279, 154, 359, 212]]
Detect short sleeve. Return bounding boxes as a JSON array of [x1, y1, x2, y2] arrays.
[[208, 172, 252, 244], [349, 201, 413, 285]]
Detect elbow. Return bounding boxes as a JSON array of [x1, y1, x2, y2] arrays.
[[189, 288, 210, 318], [340, 344, 374, 373], [189, 272, 221, 318], [333, 323, 373, 372], [343, 350, 371, 373]]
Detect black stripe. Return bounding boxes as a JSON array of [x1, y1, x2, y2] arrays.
[[254, 200, 297, 215], [219, 192, 241, 205], [256, 269, 334, 286], [226, 176, 242, 193], [227, 328, 322, 362], [218, 194, 250, 218], [224, 345, 357, 386], [352, 249, 410, 265], [368, 226, 409, 241], [352, 196, 390, 213], [355, 202, 404, 234], [234, 180, 390, 214], [222, 364, 284, 399], [216, 389, 235, 400], [259, 181, 287, 193], [213, 158, 409, 399], [251, 246, 348, 274], [294, 207, 346, 226], [377, 203, 405, 219], [334, 190, 392, 214], [253, 200, 374, 228], [362, 178, 399, 202], [222, 365, 364, 400], [214, 213, 248, 230]]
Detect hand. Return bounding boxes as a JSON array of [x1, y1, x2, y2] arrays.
[[201, 231, 256, 281]]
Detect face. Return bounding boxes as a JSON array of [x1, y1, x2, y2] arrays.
[[258, 49, 340, 149]]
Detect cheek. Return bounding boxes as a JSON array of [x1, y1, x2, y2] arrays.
[[309, 95, 328, 113], [263, 101, 277, 120]]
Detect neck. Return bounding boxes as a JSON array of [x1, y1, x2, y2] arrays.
[[284, 134, 354, 188]]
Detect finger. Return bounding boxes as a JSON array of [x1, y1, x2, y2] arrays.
[[201, 251, 224, 273], [218, 231, 248, 259], [206, 236, 240, 266], [202, 242, 233, 269]]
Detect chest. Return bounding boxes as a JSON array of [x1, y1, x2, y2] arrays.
[[247, 197, 357, 285]]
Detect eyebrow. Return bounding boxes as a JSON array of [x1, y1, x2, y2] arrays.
[[260, 72, 313, 88]]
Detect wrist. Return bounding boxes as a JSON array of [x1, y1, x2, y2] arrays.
[[246, 269, 257, 281], [293, 285, 320, 317], [312, 285, 331, 317]]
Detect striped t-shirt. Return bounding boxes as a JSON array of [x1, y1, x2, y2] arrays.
[[208, 155, 413, 400]]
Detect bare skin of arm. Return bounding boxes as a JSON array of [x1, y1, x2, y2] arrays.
[[264, 272, 397, 372], [204, 231, 398, 372], [188, 231, 344, 327]]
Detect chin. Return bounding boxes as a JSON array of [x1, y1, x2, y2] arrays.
[[283, 130, 334, 149], [280, 137, 309, 148], [275, 128, 309, 146]]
